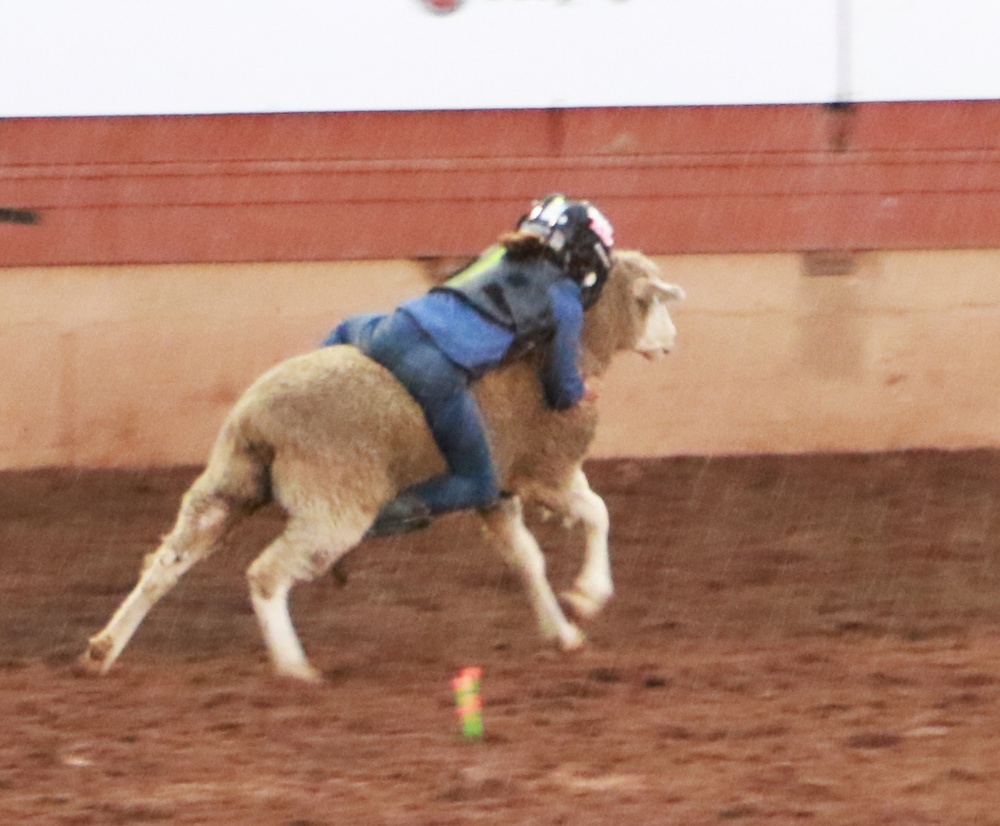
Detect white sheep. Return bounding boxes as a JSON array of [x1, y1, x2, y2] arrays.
[[80, 251, 684, 682]]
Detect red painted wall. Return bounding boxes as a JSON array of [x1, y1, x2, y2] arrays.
[[2, 101, 999, 267]]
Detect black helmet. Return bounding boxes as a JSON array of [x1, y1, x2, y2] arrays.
[[518, 194, 615, 308]]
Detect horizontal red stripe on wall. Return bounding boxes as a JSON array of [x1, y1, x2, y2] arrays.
[[2, 102, 1000, 266]]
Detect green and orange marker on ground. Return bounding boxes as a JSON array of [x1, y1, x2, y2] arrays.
[[451, 666, 484, 739]]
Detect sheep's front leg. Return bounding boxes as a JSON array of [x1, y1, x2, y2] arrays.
[[554, 468, 613, 621], [479, 495, 585, 651]]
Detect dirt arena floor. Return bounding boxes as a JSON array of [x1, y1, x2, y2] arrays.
[[3, 450, 1000, 825]]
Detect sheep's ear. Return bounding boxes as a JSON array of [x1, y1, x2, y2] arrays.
[[634, 278, 686, 302]]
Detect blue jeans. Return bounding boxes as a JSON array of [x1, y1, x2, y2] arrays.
[[325, 312, 500, 514]]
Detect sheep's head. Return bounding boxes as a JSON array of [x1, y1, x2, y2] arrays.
[[581, 250, 684, 373], [632, 276, 685, 360], [584, 250, 684, 360]]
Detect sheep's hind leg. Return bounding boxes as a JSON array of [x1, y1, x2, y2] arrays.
[[480, 495, 585, 651], [247, 515, 366, 682], [80, 488, 236, 675]]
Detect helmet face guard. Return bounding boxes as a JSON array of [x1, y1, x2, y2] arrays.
[[518, 194, 615, 308]]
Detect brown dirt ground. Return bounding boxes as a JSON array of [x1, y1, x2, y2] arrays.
[[3, 451, 1000, 825]]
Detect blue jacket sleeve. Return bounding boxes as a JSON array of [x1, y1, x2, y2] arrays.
[[539, 281, 586, 410], [322, 312, 386, 349]]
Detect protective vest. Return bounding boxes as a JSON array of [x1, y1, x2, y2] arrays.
[[432, 246, 567, 358]]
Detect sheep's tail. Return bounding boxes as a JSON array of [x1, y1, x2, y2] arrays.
[[197, 418, 275, 511]]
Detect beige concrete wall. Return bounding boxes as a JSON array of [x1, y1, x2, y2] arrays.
[[3, 250, 1000, 469], [597, 250, 1000, 456], [0, 261, 430, 469]]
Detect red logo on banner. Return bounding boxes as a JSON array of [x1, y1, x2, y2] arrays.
[[421, 0, 465, 13]]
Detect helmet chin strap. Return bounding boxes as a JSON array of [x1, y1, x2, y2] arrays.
[[593, 242, 611, 275]]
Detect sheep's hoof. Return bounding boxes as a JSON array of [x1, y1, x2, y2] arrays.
[[73, 648, 107, 677], [275, 662, 324, 684], [74, 654, 103, 677], [75, 637, 113, 677], [558, 625, 587, 652]]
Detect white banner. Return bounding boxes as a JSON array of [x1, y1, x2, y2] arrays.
[[0, 0, 995, 117]]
